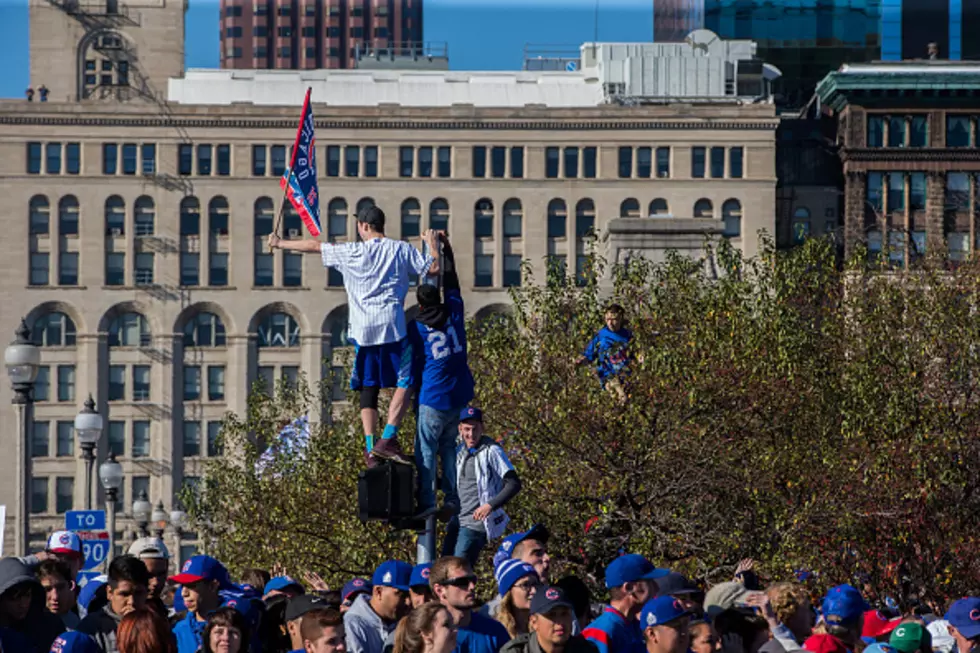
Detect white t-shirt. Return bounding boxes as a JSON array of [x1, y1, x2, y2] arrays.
[[320, 238, 433, 347]]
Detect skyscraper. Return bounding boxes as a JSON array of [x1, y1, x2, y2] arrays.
[[220, 0, 424, 70], [653, 0, 705, 42]]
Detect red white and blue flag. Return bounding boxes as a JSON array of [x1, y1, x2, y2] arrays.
[[279, 87, 321, 236]]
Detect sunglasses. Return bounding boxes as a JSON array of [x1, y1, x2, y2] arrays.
[[439, 575, 478, 589]]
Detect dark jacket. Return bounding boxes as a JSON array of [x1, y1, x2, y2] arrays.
[[0, 557, 65, 652], [501, 632, 599, 653], [76, 604, 124, 653]]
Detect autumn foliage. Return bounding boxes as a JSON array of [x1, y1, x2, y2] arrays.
[[185, 237, 980, 604]]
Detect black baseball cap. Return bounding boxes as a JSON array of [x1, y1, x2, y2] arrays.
[[285, 594, 326, 622], [357, 205, 386, 230], [655, 572, 698, 596], [530, 585, 575, 616]]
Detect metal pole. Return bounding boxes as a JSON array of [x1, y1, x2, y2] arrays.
[[81, 443, 95, 510], [14, 401, 29, 557], [106, 488, 117, 568], [173, 528, 183, 569], [417, 515, 436, 564]]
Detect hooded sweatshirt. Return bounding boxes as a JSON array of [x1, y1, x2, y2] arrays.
[[0, 557, 66, 652], [344, 594, 399, 653], [173, 610, 209, 653], [75, 604, 124, 653]]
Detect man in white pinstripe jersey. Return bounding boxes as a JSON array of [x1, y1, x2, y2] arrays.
[[269, 205, 441, 466]]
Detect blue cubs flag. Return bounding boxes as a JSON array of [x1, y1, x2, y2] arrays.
[[279, 87, 322, 236]]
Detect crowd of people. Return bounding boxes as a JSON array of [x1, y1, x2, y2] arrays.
[[11, 206, 972, 653]]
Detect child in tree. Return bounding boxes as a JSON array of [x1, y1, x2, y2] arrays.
[[576, 303, 634, 402]]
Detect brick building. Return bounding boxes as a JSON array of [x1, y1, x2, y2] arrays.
[[816, 61, 980, 265]]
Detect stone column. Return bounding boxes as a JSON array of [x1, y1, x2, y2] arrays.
[[844, 170, 867, 260], [925, 171, 946, 253]]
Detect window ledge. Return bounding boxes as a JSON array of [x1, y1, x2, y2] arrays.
[[179, 286, 239, 291], [27, 285, 88, 290], [251, 286, 312, 291]]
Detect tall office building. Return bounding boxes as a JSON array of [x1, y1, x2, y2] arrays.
[[220, 0, 424, 70], [881, 0, 980, 60], [653, 0, 705, 42]]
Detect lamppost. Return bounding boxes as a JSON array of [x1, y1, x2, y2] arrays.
[[5, 318, 40, 557], [151, 501, 168, 539], [99, 452, 123, 565], [74, 395, 102, 510], [132, 489, 152, 538], [169, 508, 187, 568]]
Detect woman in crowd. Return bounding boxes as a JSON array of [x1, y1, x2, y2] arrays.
[[393, 602, 458, 653], [117, 609, 177, 653], [490, 560, 542, 638], [202, 607, 249, 653]]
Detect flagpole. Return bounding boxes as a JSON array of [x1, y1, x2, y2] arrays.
[[271, 86, 314, 252], [270, 188, 290, 253]]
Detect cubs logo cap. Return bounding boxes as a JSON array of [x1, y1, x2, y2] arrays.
[[493, 524, 550, 568], [459, 406, 483, 423], [410, 563, 432, 590], [46, 530, 83, 558], [530, 585, 574, 616], [372, 560, 412, 591], [640, 595, 691, 628], [169, 555, 229, 585], [945, 598, 980, 639], [50, 632, 101, 653], [605, 554, 670, 589], [341, 578, 373, 601], [821, 585, 870, 626]]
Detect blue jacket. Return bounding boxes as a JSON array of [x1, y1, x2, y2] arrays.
[[173, 612, 208, 653], [582, 607, 644, 653], [582, 327, 633, 381]]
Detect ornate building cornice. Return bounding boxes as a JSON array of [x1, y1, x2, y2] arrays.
[[842, 148, 980, 163]]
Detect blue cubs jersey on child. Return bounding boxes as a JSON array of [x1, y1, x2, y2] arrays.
[[410, 288, 476, 411], [583, 326, 633, 381]]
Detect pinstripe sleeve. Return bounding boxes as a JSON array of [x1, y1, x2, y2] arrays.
[[321, 242, 351, 270]]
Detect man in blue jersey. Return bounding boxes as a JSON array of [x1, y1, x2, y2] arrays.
[[583, 555, 668, 653], [576, 304, 634, 402], [409, 232, 475, 521]]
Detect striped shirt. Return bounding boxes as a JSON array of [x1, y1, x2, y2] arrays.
[[320, 238, 433, 347]]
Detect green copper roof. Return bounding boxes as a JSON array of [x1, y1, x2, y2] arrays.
[[816, 65, 980, 111]]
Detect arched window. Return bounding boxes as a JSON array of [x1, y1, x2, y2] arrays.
[[575, 199, 595, 238], [81, 31, 129, 99], [694, 199, 714, 219], [722, 199, 742, 237], [105, 196, 125, 235], [401, 198, 421, 238], [209, 196, 229, 236], [59, 196, 79, 236], [180, 197, 200, 236], [32, 312, 76, 347], [254, 198, 275, 287], [503, 199, 523, 237], [254, 197, 274, 236], [328, 309, 350, 348], [649, 198, 670, 217], [29, 195, 50, 235], [620, 198, 640, 218], [430, 198, 449, 232], [328, 198, 348, 240], [183, 312, 227, 347], [257, 312, 300, 348], [475, 199, 494, 238], [547, 199, 567, 239], [133, 196, 155, 236], [107, 312, 150, 347]]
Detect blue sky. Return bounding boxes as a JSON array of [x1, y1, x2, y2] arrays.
[[0, 0, 652, 98]]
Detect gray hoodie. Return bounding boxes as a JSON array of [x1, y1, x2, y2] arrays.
[[0, 557, 65, 652], [344, 594, 399, 653]]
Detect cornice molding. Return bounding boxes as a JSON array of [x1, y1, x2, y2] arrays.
[[0, 115, 779, 131], [841, 148, 980, 162]]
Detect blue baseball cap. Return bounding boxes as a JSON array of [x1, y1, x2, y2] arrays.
[[640, 595, 691, 629], [496, 559, 539, 596], [459, 406, 483, 422], [493, 524, 550, 568], [264, 575, 305, 595], [530, 585, 575, 616], [372, 560, 412, 591], [865, 645, 898, 653], [605, 554, 670, 589], [821, 584, 870, 626], [945, 598, 980, 639], [410, 563, 432, 590], [50, 632, 101, 653], [170, 555, 229, 586], [342, 578, 373, 601]]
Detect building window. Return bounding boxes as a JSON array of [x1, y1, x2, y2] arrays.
[[135, 252, 154, 285], [283, 252, 303, 287], [30, 253, 50, 286], [583, 147, 597, 178], [472, 146, 487, 178], [694, 198, 714, 219], [364, 146, 378, 177], [430, 199, 450, 233], [547, 199, 567, 239], [178, 144, 193, 176], [108, 365, 126, 401], [122, 143, 137, 175], [257, 312, 300, 347], [326, 145, 340, 177], [35, 367, 50, 402], [910, 172, 926, 210], [438, 147, 452, 178], [197, 145, 212, 175], [618, 147, 632, 178], [649, 198, 670, 217], [254, 198, 274, 287], [910, 116, 928, 147], [692, 147, 706, 178], [66, 143, 80, 175], [400, 146, 414, 177], [637, 147, 652, 178], [27, 142, 42, 174], [31, 478, 48, 514], [503, 199, 522, 238], [46, 143, 62, 174], [252, 145, 267, 176], [141, 143, 156, 174], [503, 255, 521, 288], [867, 116, 884, 147], [418, 147, 433, 178], [345, 146, 360, 177], [327, 198, 348, 243], [509, 147, 523, 179], [208, 366, 226, 401], [30, 195, 50, 235], [32, 422, 49, 457], [216, 144, 231, 175], [947, 116, 972, 147], [722, 199, 742, 237], [620, 198, 640, 218], [105, 253, 125, 286], [729, 147, 744, 179], [32, 312, 76, 347], [888, 116, 907, 148], [183, 312, 226, 347], [55, 478, 73, 514], [134, 196, 155, 236], [792, 207, 811, 245], [59, 196, 79, 236], [107, 312, 149, 347], [271, 145, 287, 176], [491, 147, 506, 179], [545, 147, 559, 178], [183, 422, 201, 457], [563, 147, 579, 178], [475, 199, 494, 238], [105, 195, 125, 235], [207, 421, 223, 456], [475, 255, 493, 288], [180, 197, 200, 286], [57, 365, 75, 402], [133, 365, 150, 401], [183, 366, 201, 400], [56, 422, 74, 457], [887, 173, 905, 211], [107, 421, 125, 456], [59, 252, 78, 286], [401, 199, 421, 238], [710, 147, 725, 178]]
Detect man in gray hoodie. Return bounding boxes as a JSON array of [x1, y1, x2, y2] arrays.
[[344, 560, 412, 653], [0, 556, 65, 652], [76, 555, 149, 653]]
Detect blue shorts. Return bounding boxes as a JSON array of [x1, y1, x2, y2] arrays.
[[350, 338, 415, 391]]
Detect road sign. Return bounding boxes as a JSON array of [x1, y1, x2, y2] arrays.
[[77, 531, 110, 572], [566, 60, 579, 72], [65, 510, 106, 531], [76, 571, 103, 589]]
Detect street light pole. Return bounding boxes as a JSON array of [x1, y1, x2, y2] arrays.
[[74, 395, 102, 510], [151, 501, 169, 539], [5, 319, 40, 557], [169, 508, 186, 569], [99, 452, 123, 567], [132, 489, 151, 538]]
